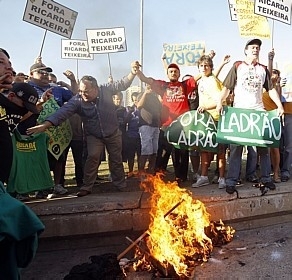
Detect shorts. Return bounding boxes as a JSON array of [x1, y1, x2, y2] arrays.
[[139, 125, 160, 155]]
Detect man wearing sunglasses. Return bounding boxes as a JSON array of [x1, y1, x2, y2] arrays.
[[17, 61, 78, 198], [27, 61, 141, 197]]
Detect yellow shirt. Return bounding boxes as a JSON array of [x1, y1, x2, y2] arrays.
[[198, 75, 225, 121]]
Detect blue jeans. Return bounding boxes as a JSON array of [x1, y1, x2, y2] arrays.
[[281, 114, 292, 178], [226, 144, 272, 187], [246, 146, 258, 179]]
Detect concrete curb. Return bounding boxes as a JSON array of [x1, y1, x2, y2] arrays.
[[25, 182, 292, 238]]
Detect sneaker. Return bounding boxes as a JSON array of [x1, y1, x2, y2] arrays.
[[16, 193, 30, 201], [264, 181, 276, 190], [281, 175, 289, 182], [246, 175, 259, 183], [192, 173, 199, 183], [218, 177, 226, 189], [226, 185, 236, 194], [53, 184, 68, 195], [212, 175, 219, 184], [236, 180, 243, 187], [35, 190, 49, 199], [191, 176, 209, 188]]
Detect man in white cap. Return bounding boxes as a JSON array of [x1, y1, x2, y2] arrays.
[[216, 38, 284, 195]]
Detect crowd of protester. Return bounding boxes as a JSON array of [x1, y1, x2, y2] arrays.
[[1, 38, 290, 202]]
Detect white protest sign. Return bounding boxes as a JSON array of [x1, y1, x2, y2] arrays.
[[228, 0, 238, 21], [61, 39, 93, 60], [86, 27, 127, 54], [254, 0, 292, 25], [23, 0, 78, 39], [281, 64, 292, 102], [163, 42, 205, 67]]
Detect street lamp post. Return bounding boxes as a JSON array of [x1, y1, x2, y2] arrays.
[[139, 0, 144, 92]]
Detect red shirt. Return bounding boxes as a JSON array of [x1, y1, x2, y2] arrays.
[[151, 77, 197, 126]]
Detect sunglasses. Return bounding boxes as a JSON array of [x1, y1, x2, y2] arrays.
[[34, 69, 48, 75]]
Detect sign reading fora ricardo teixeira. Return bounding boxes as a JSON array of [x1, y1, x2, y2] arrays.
[[254, 0, 292, 25], [23, 0, 78, 38]]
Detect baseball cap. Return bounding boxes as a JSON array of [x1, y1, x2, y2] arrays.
[[30, 62, 52, 73], [16, 72, 29, 79], [167, 63, 180, 71], [245, 38, 262, 49], [12, 83, 39, 114]]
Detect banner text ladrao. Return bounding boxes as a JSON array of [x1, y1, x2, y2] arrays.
[[217, 106, 281, 147], [23, 0, 78, 39]]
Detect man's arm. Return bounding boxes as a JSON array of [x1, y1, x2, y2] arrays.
[[268, 49, 274, 73], [161, 52, 168, 75], [137, 86, 151, 109], [213, 54, 231, 78], [106, 61, 141, 93], [126, 61, 141, 82], [59, 70, 79, 95], [268, 88, 284, 116], [136, 69, 154, 85], [216, 86, 230, 114], [26, 120, 53, 135], [267, 49, 282, 97]]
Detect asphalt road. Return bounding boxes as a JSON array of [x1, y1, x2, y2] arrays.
[[21, 221, 292, 280]]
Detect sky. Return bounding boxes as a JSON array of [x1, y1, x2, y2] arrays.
[[1, 0, 291, 86]]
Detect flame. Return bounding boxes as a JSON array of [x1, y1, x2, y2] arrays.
[[138, 174, 234, 277]]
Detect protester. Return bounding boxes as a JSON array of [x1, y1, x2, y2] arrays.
[[279, 63, 292, 182], [137, 85, 162, 175], [181, 74, 201, 182], [18, 61, 78, 198], [0, 49, 41, 184], [262, 49, 282, 183], [137, 63, 197, 184], [191, 55, 227, 189], [0, 48, 45, 280], [113, 91, 128, 163], [0, 82, 42, 184], [48, 72, 85, 189], [14, 72, 29, 83], [27, 61, 141, 197], [216, 38, 284, 194], [125, 91, 141, 177], [0, 182, 45, 280]]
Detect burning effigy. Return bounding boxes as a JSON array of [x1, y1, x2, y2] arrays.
[[119, 174, 235, 279]]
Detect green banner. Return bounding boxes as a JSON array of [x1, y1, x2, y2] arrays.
[[217, 106, 281, 147], [37, 98, 72, 159], [165, 110, 218, 152]]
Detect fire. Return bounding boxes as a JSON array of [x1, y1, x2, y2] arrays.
[[136, 174, 235, 277]]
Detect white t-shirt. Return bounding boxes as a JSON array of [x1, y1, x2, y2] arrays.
[[223, 61, 272, 110]]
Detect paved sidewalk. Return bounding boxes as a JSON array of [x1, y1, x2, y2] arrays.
[[21, 221, 292, 280]]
